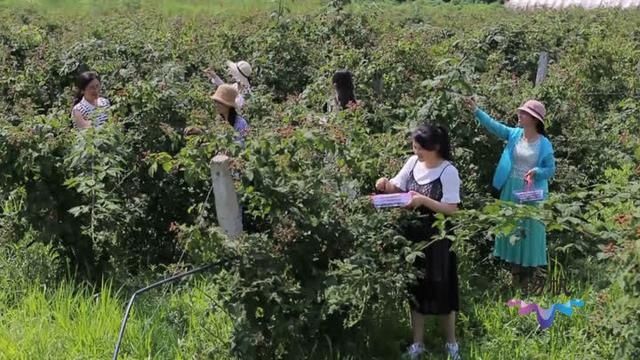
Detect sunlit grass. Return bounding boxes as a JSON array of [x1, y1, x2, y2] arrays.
[[0, 280, 232, 359], [0, 0, 325, 16], [0, 278, 615, 359], [464, 286, 611, 359]]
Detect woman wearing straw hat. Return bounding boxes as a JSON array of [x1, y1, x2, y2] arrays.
[[464, 98, 556, 290], [205, 60, 252, 110], [185, 84, 249, 145], [212, 84, 249, 146]]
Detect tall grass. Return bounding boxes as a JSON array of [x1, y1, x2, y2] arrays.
[[463, 287, 612, 360], [0, 280, 232, 359], [0, 278, 614, 359]]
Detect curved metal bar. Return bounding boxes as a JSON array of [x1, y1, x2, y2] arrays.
[[112, 262, 218, 360]]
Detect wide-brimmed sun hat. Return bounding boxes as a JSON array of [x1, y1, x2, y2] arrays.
[[226, 60, 252, 87], [211, 84, 238, 108], [517, 99, 546, 125]]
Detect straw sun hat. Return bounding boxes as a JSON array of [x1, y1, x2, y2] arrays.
[[211, 84, 238, 108]]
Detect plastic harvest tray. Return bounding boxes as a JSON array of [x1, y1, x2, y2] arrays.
[[371, 193, 412, 208], [513, 188, 544, 202]]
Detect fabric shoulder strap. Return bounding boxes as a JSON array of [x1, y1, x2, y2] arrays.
[[437, 162, 452, 179]]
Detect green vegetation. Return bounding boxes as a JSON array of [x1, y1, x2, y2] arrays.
[[0, 0, 638, 359], [0, 279, 232, 359], [0, 0, 325, 16]]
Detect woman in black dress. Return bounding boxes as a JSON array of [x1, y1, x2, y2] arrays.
[[375, 124, 461, 360]]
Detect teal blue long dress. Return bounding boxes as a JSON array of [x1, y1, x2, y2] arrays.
[[473, 107, 555, 267], [493, 137, 548, 267]]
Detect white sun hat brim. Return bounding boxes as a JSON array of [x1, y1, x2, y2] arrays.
[[226, 61, 251, 88]]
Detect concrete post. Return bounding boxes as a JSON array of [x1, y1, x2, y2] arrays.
[[210, 154, 243, 239]]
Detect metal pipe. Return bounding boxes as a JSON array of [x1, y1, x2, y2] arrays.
[[112, 262, 218, 360]]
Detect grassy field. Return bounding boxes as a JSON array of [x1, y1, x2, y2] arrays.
[[0, 279, 611, 359], [0, 0, 326, 15], [0, 280, 233, 359]]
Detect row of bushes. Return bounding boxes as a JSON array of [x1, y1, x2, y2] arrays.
[[1, 3, 639, 358]]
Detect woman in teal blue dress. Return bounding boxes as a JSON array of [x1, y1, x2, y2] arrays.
[[464, 98, 556, 288]]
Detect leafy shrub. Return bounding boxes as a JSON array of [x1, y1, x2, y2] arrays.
[[0, 234, 63, 305]]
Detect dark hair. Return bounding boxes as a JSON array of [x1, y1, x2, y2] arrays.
[[226, 107, 238, 127], [332, 70, 356, 109], [73, 71, 99, 106], [536, 120, 547, 137], [412, 124, 452, 161]]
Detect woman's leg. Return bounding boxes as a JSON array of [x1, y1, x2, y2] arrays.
[[411, 310, 425, 345], [519, 266, 535, 292], [511, 263, 522, 287], [441, 312, 460, 359], [439, 311, 456, 344]]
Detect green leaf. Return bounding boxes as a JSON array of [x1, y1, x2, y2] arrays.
[[162, 160, 173, 173], [149, 162, 158, 177]]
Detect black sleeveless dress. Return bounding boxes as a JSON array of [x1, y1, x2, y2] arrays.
[[399, 160, 460, 315]]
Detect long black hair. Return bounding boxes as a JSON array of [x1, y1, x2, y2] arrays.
[[412, 124, 452, 161], [536, 120, 547, 137], [226, 107, 238, 127], [73, 71, 99, 106], [332, 70, 356, 109]]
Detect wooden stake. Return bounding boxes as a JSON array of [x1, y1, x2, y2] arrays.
[[535, 51, 549, 87]]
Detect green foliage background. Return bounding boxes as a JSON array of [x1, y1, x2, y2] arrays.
[[0, 1, 639, 359]]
